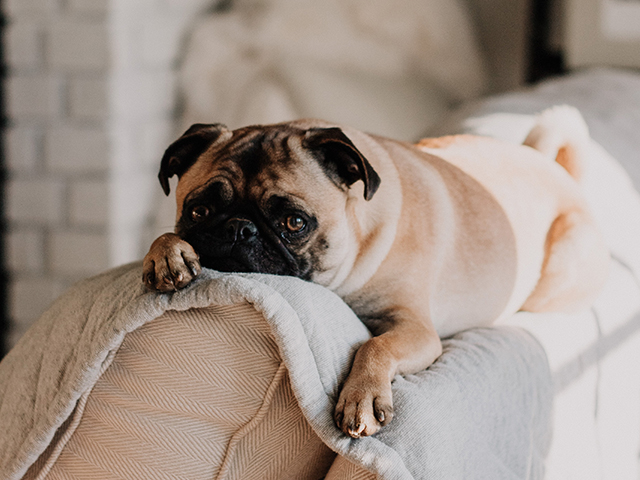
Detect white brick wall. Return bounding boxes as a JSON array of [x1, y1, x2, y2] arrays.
[[5, 21, 42, 70], [8, 276, 66, 346], [5, 127, 40, 172], [67, 0, 109, 15], [6, 229, 44, 272], [69, 77, 108, 120], [3, 0, 213, 348], [69, 179, 109, 226], [9, 277, 64, 320], [109, 0, 212, 265], [6, 178, 65, 224], [50, 231, 109, 275], [7, 74, 62, 119], [141, 16, 186, 68], [45, 126, 110, 172], [5, 0, 58, 16], [48, 19, 109, 71]]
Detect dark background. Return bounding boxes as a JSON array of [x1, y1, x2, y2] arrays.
[[1, 4, 8, 359]]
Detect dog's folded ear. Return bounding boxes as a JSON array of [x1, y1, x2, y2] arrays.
[[158, 123, 230, 195], [303, 127, 381, 201]]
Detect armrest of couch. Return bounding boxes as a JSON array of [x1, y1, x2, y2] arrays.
[[0, 264, 553, 480]]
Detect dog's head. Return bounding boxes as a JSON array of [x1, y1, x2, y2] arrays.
[[159, 121, 381, 281]]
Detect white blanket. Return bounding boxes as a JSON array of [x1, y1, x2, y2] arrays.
[[0, 264, 552, 479]]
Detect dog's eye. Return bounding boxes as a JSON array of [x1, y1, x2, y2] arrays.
[[191, 205, 210, 222], [283, 215, 306, 233]]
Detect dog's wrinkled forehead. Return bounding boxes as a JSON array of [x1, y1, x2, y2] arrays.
[[171, 124, 317, 212], [198, 126, 317, 195], [161, 121, 380, 211], [214, 125, 308, 182]]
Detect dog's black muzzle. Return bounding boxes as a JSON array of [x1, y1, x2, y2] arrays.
[[222, 217, 258, 243]]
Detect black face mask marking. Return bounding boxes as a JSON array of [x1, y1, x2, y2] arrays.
[[177, 184, 317, 278], [164, 123, 377, 279]]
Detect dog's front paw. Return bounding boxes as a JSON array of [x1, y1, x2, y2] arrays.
[[334, 374, 394, 438], [143, 233, 201, 292]]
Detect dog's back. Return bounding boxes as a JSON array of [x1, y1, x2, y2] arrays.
[[416, 106, 609, 316]]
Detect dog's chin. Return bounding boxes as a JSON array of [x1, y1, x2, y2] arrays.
[[201, 256, 255, 273], [199, 250, 295, 276], [183, 234, 303, 277]]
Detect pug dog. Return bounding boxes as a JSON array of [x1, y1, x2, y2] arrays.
[[143, 106, 609, 438]]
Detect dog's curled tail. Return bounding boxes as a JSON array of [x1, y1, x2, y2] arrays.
[[523, 105, 590, 182]]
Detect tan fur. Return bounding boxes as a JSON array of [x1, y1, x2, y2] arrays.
[[415, 134, 475, 150], [144, 106, 609, 439]]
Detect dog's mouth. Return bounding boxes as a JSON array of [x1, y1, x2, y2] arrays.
[[176, 197, 316, 279], [197, 243, 263, 273], [201, 255, 252, 273], [181, 227, 302, 277]]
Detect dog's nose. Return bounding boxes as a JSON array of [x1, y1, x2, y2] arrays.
[[224, 217, 258, 242]]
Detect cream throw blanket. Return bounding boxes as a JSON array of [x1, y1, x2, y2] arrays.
[[0, 263, 552, 479]]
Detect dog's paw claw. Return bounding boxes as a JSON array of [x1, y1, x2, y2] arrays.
[[347, 423, 365, 438], [187, 261, 200, 277], [374, 397, 393, 426], [334, 379, 394, 438]]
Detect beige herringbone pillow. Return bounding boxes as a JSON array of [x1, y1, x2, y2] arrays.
[[31, 305, 336, 480]]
